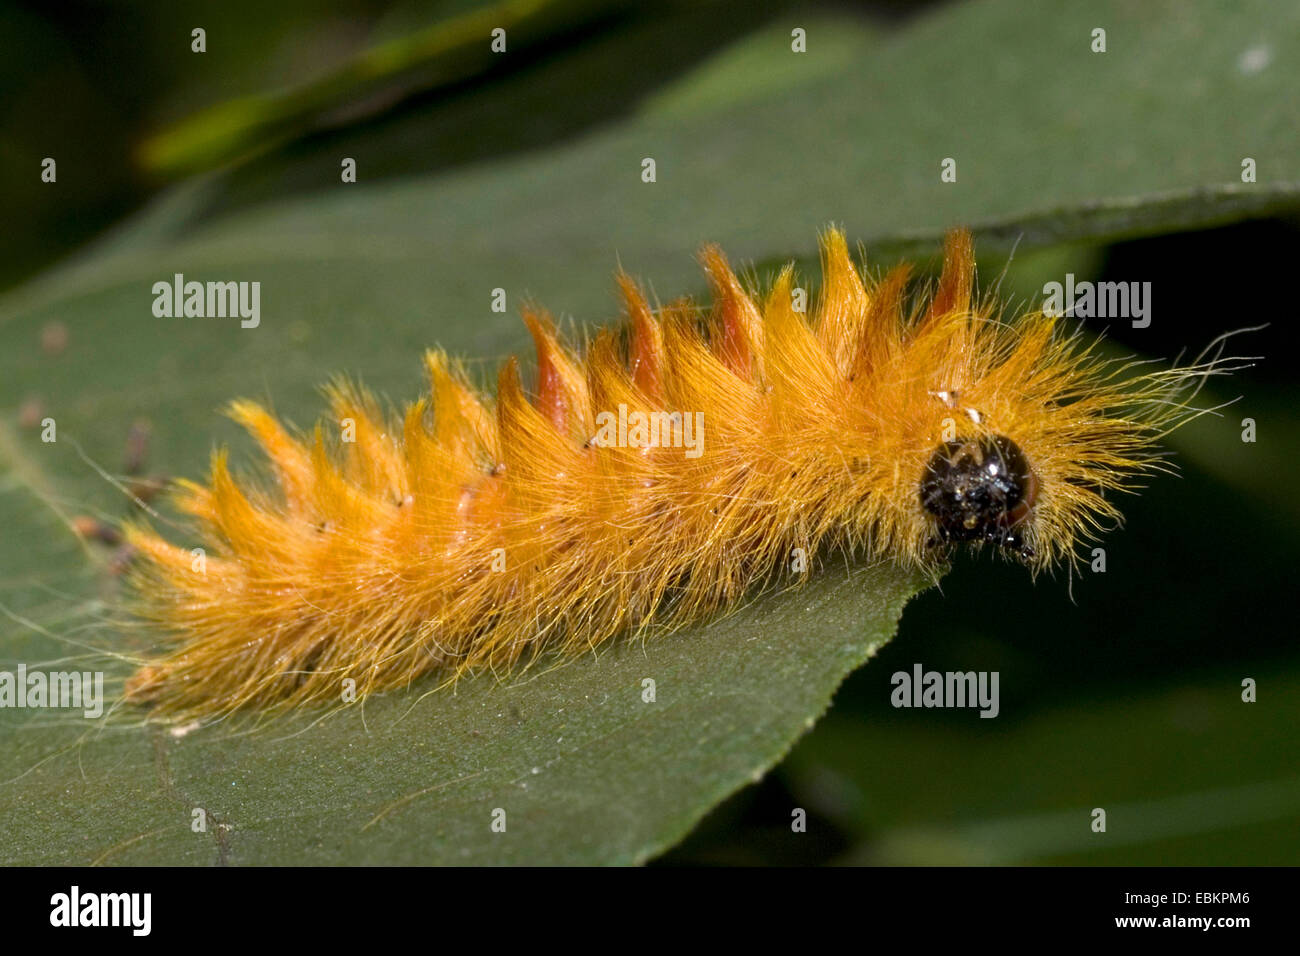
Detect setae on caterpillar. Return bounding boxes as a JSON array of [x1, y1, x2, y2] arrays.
[[122, 228, 1233, 721]]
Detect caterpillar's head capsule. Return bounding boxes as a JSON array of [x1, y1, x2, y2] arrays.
[[920, 435, 1038, 558]]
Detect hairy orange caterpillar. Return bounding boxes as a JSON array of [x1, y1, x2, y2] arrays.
[[123, 228, 1225, 720]]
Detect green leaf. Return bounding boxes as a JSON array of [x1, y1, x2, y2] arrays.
[[1, 0, 1295, 864], [0, 544, 922, 864], [779, 664, 1300, 865], [138, 0, 634, 177]]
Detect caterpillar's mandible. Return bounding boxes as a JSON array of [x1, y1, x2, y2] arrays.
[[123, 228, 1224, 719]]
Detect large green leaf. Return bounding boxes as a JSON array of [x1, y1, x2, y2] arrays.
[[1, 0, 1296, 864], [0, 548, 919, 865]]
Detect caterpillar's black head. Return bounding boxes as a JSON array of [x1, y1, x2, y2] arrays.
[[920, 435, 1038, 557]]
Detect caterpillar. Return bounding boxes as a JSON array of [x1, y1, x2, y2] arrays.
[[122, 228, 1228, 721]]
